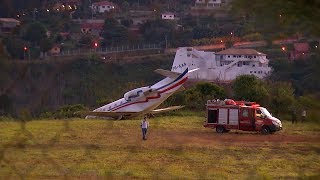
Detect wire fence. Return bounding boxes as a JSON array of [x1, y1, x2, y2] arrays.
[[54, 43, 163, 57]]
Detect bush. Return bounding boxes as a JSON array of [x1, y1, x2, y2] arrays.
[[39, 104, 88, 119], [242, 32, 263, 41]]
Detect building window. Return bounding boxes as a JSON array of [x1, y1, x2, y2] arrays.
[[228, 55, 230, 58], [233, 55, 236, 58], [254, 56, 256, 58], [243, 61, 250, 65], [102, 6, 105, 8], [252, 64, 255, 67], [242, 109, 249, 117]]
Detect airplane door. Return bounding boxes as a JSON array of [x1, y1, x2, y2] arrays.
[[239, 107, 255, 131]]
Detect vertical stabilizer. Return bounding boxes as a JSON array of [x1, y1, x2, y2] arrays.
[[171, 47, 196, 73]]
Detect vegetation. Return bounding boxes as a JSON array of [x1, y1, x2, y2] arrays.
[[0, 115, 319, 179]]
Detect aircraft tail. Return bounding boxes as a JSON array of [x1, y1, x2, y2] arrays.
[[171, 47, 199, 73]]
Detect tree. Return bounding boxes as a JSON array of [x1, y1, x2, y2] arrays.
[[231, 0, 320, 38], [232, 75, 268, 102], [2, 36, 26, 59], [266, 81, 295, 117], [102, 18, 129, 45], [140, 19, 175, 43], [183, 82, 226, 110], [40, 38, 53, 53], [23, 22, 47, 45]]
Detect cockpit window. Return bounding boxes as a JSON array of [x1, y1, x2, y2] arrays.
[[259, 107, 273, 118]]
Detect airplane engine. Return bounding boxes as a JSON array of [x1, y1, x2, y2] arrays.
[[124, 87, 150, 101]]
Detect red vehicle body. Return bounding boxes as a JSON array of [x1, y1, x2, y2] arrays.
[[204, 99, 282, 134]]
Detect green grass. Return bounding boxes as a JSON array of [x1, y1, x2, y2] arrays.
[[0, 115, 319, 179]]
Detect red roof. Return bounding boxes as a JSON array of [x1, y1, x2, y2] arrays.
[[293, 43, 309, 52], [92, 1, 115, 6], [60, 0, 81, 5], [216, 48, 266, 56], [81, 23, 104, 30]]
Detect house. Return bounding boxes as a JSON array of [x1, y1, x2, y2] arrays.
[[92, 1, 116, 13], [49, 45, 61, 55], [191, 0, 232, 17], [289, 42, 310, 60], [0, 18, 20, 34], [80, 22, 104, 36], [53, 0, 81, 11], [161, 12, 176, 20], [195, 0, 223, 8]]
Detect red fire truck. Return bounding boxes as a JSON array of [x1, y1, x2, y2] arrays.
[[204, 99, 282, 134]]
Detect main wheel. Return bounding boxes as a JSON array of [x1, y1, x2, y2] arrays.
[[216, 126, 225, 133], [261, 126, 270, 135]]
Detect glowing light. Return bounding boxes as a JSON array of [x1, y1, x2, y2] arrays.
[[281, 47, 286, 51], [23, 46, 28, 51]]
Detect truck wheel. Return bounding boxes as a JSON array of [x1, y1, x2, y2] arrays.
[[261, 126, 270, 135], [216, 126, 225, 133]]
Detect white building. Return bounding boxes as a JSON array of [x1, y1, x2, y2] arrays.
[[171, 47, 271, 82], [92, 1, 116, 13], [0, 18, 20, 34], [195, 0, 223, 8], [161, 12, 175, 20]]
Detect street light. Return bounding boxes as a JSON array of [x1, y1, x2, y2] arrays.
[[94, 42, 98, 48], [281, 46, 286, 51], [23, 46, 28, 60]]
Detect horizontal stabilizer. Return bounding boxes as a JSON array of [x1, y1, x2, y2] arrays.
[[151, 106, 184, 114], [154, 69, 181, 79]]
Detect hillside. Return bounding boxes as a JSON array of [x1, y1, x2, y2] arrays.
[[1, 54, 174, 116]]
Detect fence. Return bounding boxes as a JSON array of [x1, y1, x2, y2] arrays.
[[54, 43, 163, 57]]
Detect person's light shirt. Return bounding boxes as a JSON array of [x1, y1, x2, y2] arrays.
[[141, 120, 149, 129]]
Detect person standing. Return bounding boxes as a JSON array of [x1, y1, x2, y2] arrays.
[[141, 116, 149, 140], [291, 109, 297, 124], [301, 109, 306, 122]]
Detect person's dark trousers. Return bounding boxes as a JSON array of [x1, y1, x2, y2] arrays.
[[142, 128, 148, 140]]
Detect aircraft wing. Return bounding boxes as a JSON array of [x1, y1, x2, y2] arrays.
[[151, 106, 184, 114], [76, 111, 138, 118], [154, 69, 181, 79]]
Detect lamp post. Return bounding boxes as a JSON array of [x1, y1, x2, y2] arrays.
[[23, 46, 28, 60]]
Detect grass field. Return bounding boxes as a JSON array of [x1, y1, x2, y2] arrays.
[[0, 114, 319, 179]]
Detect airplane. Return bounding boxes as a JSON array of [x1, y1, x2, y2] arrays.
[[83, 67, 197, 120]]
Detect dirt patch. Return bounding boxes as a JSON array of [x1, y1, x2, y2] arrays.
[[148, 129, 320, 147]]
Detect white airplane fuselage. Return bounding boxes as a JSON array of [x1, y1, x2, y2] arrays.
[[86, 68, 188, 119]]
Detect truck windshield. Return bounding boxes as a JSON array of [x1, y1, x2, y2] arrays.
[[259, 107, 273, 118]]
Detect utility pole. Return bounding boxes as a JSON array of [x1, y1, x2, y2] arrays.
[[165, 35, 168, 49], [89, 0, 93, 19]]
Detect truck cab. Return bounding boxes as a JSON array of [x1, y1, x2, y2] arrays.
[[204, 99, 282, 134]]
